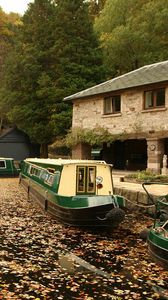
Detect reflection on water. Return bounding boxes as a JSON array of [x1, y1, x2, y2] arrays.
[[58, 254, 76, 274], [58, 252, 111, 278]]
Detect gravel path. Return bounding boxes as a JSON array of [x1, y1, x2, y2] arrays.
[[0, 178, 167, 299]]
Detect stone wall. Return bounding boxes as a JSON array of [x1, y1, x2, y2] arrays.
[[147, 138, 165, 173], [113, 186, 156, 214], [72, 85, 168, 137]]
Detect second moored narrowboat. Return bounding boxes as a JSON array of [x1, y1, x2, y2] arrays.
[[0, 157, 20, 176], [19, 158, 125, 227], [142, 182, 168, 269]]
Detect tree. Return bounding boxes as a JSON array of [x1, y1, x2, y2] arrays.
[[1, 0, 105, 157], [95, 0, 168, 77], [53, 0, 105, 92], [0, 8, 21, 129], [133, 0, 168, 63], [1, 0, 59, 157], [87, 0, 106, 19], [0, 8, 21, 79], [51, 0, 106, 136]]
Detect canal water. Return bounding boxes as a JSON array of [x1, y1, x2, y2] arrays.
[[0, 178, 167, 299]]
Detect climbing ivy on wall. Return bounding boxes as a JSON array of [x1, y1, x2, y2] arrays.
[[65, 126, 127, 148]]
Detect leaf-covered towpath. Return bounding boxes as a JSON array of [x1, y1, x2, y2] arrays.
[[0, 178, 167, 299]]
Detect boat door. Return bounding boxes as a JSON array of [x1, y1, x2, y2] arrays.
[[76, 166, 96, 194]]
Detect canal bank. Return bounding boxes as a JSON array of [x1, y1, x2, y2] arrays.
[[113, 171, 168, 211]]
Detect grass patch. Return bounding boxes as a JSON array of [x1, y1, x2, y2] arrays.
[[125, 170, 168, 183]]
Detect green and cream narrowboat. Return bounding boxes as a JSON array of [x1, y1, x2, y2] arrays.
[[19, 158, 125, 227], [0, 157, 20, 176]]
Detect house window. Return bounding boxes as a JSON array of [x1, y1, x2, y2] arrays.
[[104, 95, 121, 114], [144, 88, 165, 109]]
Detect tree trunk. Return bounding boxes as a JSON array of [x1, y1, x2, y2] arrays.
[[40, 144, 48, 158]]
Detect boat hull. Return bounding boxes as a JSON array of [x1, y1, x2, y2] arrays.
[[148, 230, 168, 269], [0, 171, 19, 177], [20, 176, 125, 228]]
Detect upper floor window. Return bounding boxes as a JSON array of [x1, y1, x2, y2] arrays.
[[104, 95, 121, 114], [144, 88, 165, 109]]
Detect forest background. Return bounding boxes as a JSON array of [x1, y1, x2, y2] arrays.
[[0, 0, 167, 157]]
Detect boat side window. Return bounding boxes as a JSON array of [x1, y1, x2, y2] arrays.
[[76, 166, 96, 194], [27, 164, 31, 174], [0, 160, 6, 168], [45, 174, 54, 186], [40, 171, 48, 181], [29, 166, 41, 177], [54, 171, 61, 185], [47, 168, 55, 174]]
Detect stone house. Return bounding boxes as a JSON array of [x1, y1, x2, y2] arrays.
[[64, 61, 168, 173]]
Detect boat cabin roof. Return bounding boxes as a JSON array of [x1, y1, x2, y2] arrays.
[[0, 157, 14, 161], [25, 158, 110, 167]]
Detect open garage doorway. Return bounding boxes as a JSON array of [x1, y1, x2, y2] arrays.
[[101, 139, 147, 171]]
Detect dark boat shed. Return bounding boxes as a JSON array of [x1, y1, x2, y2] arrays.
[[0, 127, 40, 161]]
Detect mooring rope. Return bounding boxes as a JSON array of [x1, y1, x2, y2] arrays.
[[116, 194, 155, 209]]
